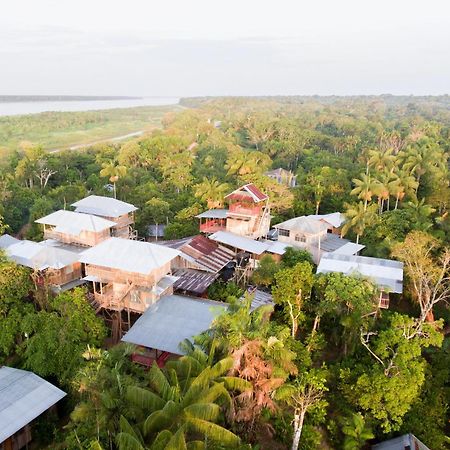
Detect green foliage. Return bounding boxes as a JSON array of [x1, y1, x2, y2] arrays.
[[207, 281, 244, 303], [20, 288, 107, 384], [251, 255, 280, 287], [341, 413, 374, 450], [281, 247, 313, 268]]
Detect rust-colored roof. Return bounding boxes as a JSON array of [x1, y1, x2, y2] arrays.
[[180, 235, 235, 273], [225, 183, 268, 203], [173, 269, 218, 295]]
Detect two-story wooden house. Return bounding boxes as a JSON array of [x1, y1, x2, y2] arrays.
[[197, 183, 271, 239], [79, 237, 181, 315], [72, 195, 138, 238], [35, 210, 116, 247]]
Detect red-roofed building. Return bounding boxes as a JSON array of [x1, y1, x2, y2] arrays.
[[197, 183, 271, 239]]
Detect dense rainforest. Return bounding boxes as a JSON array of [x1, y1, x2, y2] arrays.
[[0, 96, 449, 449]]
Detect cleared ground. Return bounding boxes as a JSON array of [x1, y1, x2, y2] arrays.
[[0, 104, 183, 154]]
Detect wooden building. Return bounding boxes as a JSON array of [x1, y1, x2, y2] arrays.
[[72, 195, 138, 239], [0, 235, 83, 292], [79, 237, 181, 315], [197, 183, 271, 239], [35, 210, 116, 247], [0, 367, 66, 450]]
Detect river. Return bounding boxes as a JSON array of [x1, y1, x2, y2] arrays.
[[0, 96, 180, 117]]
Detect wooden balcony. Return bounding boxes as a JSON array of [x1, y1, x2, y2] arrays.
[[93, 284, 149, 314], [199, 219, 226, 234]]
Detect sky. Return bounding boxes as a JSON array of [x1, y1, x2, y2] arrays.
[[1, 0, 449, 96]]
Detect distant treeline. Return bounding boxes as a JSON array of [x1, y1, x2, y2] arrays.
[[0, 95, 142, 103]]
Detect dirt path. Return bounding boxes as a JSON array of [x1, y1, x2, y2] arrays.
[[48, 130, 144, 153]]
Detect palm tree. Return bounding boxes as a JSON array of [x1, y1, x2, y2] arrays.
[[194, 177, 230, 209], [117, 359, 246, 449], [342, 413, 374, 450], [373, 171, 401, 213], [368, 148, 396, 173], [351, 174, 379, 211], [392, 169, 418, 209], [405, 198, 436, 231], [342, 202, 377, 244], [99, 160, 127, 199]]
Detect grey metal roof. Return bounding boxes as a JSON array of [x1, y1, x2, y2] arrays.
[[209, 231, 269, 255], [317, 253, 404, 293], [122, 294, 227, 354], [196, 209, 228, 219], [307, 212, 346, 228], [173, 269, 218, 295], [274, 216, 329, 234], [79, 237, 180, 275], [72, 195, 137, 218], [36, 210, 115, 234], [2, 238, 79, 270], [332, 242, 365, 256], [0, 366, 66, 443], [0, 234, 19, 250], [319, 233, 350, 252], [265, 241, 292, 255], [241, 288, 275, 311], [372, 434, 430, 450]]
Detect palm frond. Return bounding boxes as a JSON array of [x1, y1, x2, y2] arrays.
[[184, 403, 220, 422], [187, 418, 240, 446], [126, 386, 165, 412]]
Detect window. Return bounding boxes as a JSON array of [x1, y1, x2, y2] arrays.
[[278, 229, 290, 237], [295, 234, 306, 242]]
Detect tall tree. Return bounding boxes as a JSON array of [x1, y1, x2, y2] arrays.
[[342, 202, 377, 244], [99, 159, 127, 198]]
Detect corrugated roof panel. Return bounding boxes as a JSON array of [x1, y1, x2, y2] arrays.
[[0, 367, 66, 443], [72, 195, 137, 218], [36, 210, 115, 233], [209, 231, 269, 255], [121, 294, 227, 354], [196, 209, 228, 219]]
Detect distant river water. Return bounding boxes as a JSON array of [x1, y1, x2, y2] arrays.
[[0, 97, 180, 117]]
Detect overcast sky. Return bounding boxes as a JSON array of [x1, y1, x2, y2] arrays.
[[1, 0, 449, 96]]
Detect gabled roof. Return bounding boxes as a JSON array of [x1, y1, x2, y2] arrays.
[[36, 210, 115, 235], [180, 235, 235, 273], [317, 253, 404, 293], [307, 212, 346, 229], [208, 231, 270, 255], [196, 209, 228, 219], [225, 183, 268, 203], [122, 294, 226, 354], [79, 237, 180, 275], [72, 195, 137, 218], [274, 216, 329, 234], [372, 433, 430, 450], [0, 236, 79, 270], [0, 366, 66, 443]]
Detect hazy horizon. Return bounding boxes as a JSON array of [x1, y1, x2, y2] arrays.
[[1, 0, 449, 97]]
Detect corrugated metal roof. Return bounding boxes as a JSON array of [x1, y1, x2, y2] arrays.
[[209, 231, 269, 255], [241, 287, 275, 311], [319, 234, 350, 252], [265, 241, 291, 255], [225, 183, 268, 203], [173, 269, 218, 294], [72, 195, 137, 218], [332, 242, 365, 256], [372, 434, 430, 450], [317, 253, 404, 293], [307, 212, 346, 228], [196, 209, 228, 219], [274, 217, 329, 234], [181, 235, 235, 273], [0, 366, 66, 443], [121, 294, 227, 354], [36, 210, 115, 234], [2, 239, 79, 270], [79, 237, 180, 275], [0, 234, 19, 250]]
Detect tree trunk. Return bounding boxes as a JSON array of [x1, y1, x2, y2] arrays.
[[356, 234, 360, 244], [395, 194, 399, 210], [315, 201, 320, 215], [113, 182, 117, 199], [291, 410, 305, 450]]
